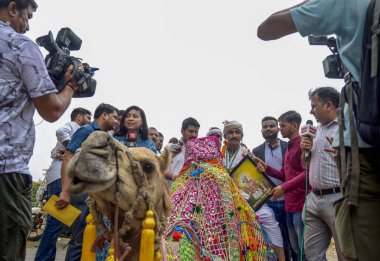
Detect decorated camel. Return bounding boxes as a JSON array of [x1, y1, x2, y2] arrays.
[[67, 131, 171, 261], [67, 132, 274, 260]]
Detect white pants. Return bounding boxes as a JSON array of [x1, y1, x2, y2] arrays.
[[257, 204, 284, 247], [240, 190, 283, 247]]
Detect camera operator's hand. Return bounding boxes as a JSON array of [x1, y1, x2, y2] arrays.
[[64, 65, 78, 93]]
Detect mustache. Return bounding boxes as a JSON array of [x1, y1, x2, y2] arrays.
[[230, 138, 240, 142]]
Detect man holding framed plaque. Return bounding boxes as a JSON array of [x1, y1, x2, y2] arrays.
[[255, 111, 308, 261], [222, 120, 285, 261]]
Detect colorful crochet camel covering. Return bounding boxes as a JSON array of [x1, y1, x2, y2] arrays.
[[164, 136, 276, 260]]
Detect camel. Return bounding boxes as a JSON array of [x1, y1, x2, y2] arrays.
[[66, 131, 171, 261]]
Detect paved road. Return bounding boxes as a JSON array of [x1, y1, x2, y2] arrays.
[[26, 239, 339, 261], [26, 239, 68, 261]]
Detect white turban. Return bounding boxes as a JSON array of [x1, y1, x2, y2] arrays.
[[206, 127, 223, 137], [222, 120, 243, 135]]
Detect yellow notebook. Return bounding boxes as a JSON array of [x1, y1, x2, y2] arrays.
[[42, 194, 82, 227]]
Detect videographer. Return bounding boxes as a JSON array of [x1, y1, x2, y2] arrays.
[[257, 1, 380, 260], [0, 0, 80, 260]]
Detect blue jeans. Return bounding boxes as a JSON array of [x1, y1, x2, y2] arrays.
[[35, 179, 64, 261], [286, 212, 306, 261], [65, 193, 89, 261], [267, 200, 295, 261]]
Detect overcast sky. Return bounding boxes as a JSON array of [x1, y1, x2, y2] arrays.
[[28, 0, 343, 180]]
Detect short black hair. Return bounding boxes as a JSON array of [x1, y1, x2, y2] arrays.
[[278, 110, 302, 128], [0, 0, 37, 11], [308, 87, 340, 108], [158, 132, 164, 139], [70, 107, 91, 121], [117, 110, 125, 117], [261, 116, 278, 124], [181, 117, 200, 131], [168, 137, 178, 144], [93, 103, 117, 119], [119, 105, 149, 140]]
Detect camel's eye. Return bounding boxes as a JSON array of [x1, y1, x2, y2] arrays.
[[143, 163, 154, 174]]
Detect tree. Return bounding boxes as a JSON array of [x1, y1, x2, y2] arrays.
[[32, 180, 44, 207]]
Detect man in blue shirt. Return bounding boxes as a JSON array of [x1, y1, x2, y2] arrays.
[[257, 1, 380, 260], [56, 103, 118, 261]]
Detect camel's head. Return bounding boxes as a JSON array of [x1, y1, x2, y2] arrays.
[[67, 131, 171, 225]]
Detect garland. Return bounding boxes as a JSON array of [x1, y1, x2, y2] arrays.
[[221, 140, 227, 157]]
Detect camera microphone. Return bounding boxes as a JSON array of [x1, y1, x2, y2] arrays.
[[301, 120, 317, 159], [126, 131, 138, 148]]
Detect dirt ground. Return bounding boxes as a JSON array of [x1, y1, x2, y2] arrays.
[[326, 240, 339, 261]]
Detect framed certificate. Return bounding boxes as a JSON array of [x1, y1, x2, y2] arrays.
[[230, 155, 275, 211]]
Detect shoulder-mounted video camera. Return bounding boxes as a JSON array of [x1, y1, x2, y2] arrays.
[[308, 35, 346, 79], [36, 28, 98, 98]]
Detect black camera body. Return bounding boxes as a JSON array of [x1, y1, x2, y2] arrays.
[[308, 35, 345, 79], [36, 28, 98, 98]]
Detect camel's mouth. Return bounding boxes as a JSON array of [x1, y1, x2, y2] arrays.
[[67, 145, 121, 195], [68, 174, 117, 195]]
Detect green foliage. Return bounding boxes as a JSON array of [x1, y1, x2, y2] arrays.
[[32, 181, 43, 207]]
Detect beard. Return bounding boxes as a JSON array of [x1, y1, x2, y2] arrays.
[[262, 132, 278, 140]]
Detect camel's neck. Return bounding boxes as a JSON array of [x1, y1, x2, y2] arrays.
[[121, 227, 142, 261]]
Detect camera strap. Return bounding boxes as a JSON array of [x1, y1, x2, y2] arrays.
[[338, 74, 360, 207]]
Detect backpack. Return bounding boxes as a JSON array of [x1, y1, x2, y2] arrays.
[[356, 0, 380, 147]]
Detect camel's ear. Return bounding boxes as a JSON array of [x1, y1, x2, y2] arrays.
[[158, 147, 172, 173]]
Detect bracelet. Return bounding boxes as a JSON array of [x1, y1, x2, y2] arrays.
[[67, 83, 76, 93]]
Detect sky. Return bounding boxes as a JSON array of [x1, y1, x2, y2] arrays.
[[28, 0, 343, 181]]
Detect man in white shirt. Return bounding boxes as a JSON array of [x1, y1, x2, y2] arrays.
[[167, 117, 200, 185], [34, 107, 91, 261], [300, 87, 344, 261]]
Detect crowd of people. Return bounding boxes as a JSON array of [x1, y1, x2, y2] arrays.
[[30, 93, 343, 261], [1, 0, 379, 260]]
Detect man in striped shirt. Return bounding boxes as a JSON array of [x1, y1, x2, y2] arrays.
[[300, 87, 344, 261]]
